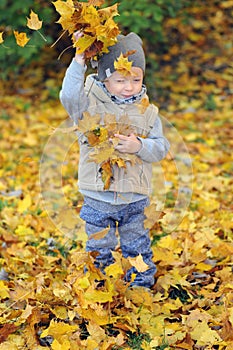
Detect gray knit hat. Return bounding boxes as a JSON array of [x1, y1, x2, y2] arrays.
[[97, 32, 146, 81]]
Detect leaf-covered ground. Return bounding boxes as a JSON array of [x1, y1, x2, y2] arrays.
[[0, 2, 233, 349]]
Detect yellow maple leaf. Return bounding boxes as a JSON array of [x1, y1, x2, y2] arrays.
[[82, 4, 100, 26], [89, 142, 115, 164], [0, 32, 4, 44], [84, 288, 116, 303], [128, 254, 149, 273], [0, 280, 10, 299], [53, 0, 76, 34], [105, 262, 124, 278], [144, 202, 165, 229], [17, 194, 32, 213], [114, 53, 133, 76], [190, 320, 221, 345], [98, 3, 119, 21], [75, 34, 96, 54], [52, 0, 74, 18], [86, 321, 106, 343], [40, 319, 78, 343], [27, 10, 42, 30], [14, 31, 30, 47]]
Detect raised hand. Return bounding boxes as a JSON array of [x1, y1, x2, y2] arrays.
[[73, 31, 85, 65]]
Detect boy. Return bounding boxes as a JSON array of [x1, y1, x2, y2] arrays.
[[60, 32, 170, 288]]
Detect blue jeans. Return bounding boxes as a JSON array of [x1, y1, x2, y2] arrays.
[[80, 196, 156, 288]]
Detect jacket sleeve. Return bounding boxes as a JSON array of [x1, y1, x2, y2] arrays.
[[59, 58, 89, 125], [137, 113, 170, 163]]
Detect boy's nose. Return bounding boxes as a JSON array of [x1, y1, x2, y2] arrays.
[[125, 80, 133, 90]]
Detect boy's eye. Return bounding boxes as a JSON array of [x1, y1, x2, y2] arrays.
[[116, 79, 125, 83]]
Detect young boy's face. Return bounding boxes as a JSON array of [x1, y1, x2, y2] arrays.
[[104, 67, 143, 99]]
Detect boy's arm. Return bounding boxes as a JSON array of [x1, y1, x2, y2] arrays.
[[59, 59, 89, 124], [60, 32, 89, 124], [114, 114, 169, 163], [136, 115, 170, 163]]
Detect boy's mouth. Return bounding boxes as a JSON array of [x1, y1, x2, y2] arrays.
[[122, 95, 132, 98]]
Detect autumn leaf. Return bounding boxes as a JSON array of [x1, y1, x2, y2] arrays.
[[52, 0, 75, 21], [13, 31, 30, 47], [53, 0, 76, 35], [27, 10, 42, 30], [40, 319, 78, 345], [74, 34, 96, 54], [136, 97, 150, 114], [190, 321, 221, 345], [100, 160, 113, 190], [144, 202, 165, 229], [0, 324, 18, 343], [17, 194, 32, 213], [88, 142, 115, 164], [128, 254, 149, 273], [89, 225, 110, 240], [114, 53, 133, 76], [0, 32, 4, 44], [0, 280, 10, 299], [88, 0, 105, 6], [78, 111, 100, 133]]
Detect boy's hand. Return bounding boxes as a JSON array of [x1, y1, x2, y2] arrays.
[[114, 133, 142, 154], [73, 31, 85, 66]]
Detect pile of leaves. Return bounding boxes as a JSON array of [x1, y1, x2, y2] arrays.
[[0, 0, 233, 349]]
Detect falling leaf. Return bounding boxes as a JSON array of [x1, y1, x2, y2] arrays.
[[0, 32, 4, 44], [128, 254, 149, 273], [13, 31, 30, 47], [27, 10, 42, 30], [144, 202, 165, 229]]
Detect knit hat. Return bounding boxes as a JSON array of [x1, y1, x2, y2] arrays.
[[97, 32, 146, 81]]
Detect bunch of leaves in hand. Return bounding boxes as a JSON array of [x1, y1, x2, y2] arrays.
[[77, 111, 142, 189], [53, 0, 120, 59]]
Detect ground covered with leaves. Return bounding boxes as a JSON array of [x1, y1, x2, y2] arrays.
[[0, 1, 233, 349]]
